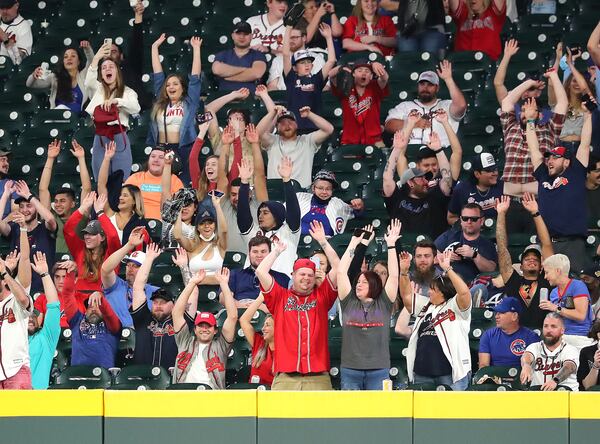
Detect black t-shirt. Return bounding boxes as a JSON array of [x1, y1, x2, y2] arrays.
[[577, 344, 599, 389], [284, 70, 325, 131], [414, 311, 453, 377], [425, 0, 446, 27], [130, 304, 178, 369], [586, 187, 600, 227], [384, 184, 449, 239], [504, 272, 552, 329]]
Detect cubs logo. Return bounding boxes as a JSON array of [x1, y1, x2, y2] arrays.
[[510, 339, 527, 356], [335, 217, 344, 233]]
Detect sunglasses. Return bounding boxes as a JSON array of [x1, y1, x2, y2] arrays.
[[461, 216, 482, 222]]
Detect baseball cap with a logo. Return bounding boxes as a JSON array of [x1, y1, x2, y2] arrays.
[[293, 258, 316, 272], [418, 71, 439, 86], [493, 297, 523, 314], [194, 312, 217, 327], [472, 153, 497, 172], [123, 250, 146, 267], [544, 146, 571, 159], [292, 49, 315, 65], [232, 21, 252, 34]]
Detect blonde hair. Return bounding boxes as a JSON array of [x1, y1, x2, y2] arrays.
[[542, 254, 571, 276], [252, 315, 273, 368]]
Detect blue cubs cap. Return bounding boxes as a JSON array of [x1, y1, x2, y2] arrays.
[[494, 297, 523, 314]]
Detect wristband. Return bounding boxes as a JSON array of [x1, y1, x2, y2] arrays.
[[552, 377, 560, 385], [400, 272, 409, 276], [387, 245, 396, 249], [531, 212, 540, 218], [593, 363, 600, 370], [96, 210, 104, 216], [40, 272, 49, 278], [443, 266, 453, 274], [431, 147, 444, 154], [19, 227, 28, 232]]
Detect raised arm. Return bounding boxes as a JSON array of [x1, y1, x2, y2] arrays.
[[521, 193, 553, 260], [0, 181, 14, 237], [161, 150, 175, 207], [427, 131, 453, 197], [102, 226, 145, 289], [576, 107, 593, 168], [279, 157, 301, 232], [493, 39, 519, 104], [371, 62, 389, 90], [309, 221, 340, 283], [501, 79, 540, 112], [319, 23, 337, 78], [216, 125, 234, 190], [302, 107, 334, 144], [97, 141, 116, 208], [205, 88, 249, 139], [173, 211, 199, 253], [245, 123, 268, 202], [587, 20, 600, 66], [337, 236, 363, 301], [523, 98, 544, 170], [256, 240, 286, 291], [255, 105, 280, 146], [32, 252, 57, 304], [173, 270, 205, 332], [215, 268, 238, 343], [545, 68, 568, 115], [239, 294, 264, 347], [495, 196, 515, 283], [438, 250, 471, 311], [0, 258, 30, 310], [14, 181, 57, 232], [435, 110, 463, 181], [63, 192, 95, 255], [151, 33, 166, 74], [190, 36, 202, 76], [437, 60, 466, 119], [39, 139, 60, 210], [132, 242, 161, 311], [383, 220, 401, 303], [383, 133, 404, 197], [71, 140, 92, 200], [212, 192, 228, 253], [398, 251, 414, 313]]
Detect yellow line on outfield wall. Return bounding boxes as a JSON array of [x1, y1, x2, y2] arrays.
[[570, 393, 600, 419], [0, 390, 104, 417], [104, 390, 257, 418], [258, 391, 413, 418], [414, 392, 570, 419]]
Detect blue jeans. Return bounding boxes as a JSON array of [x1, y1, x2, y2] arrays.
[[413, 372, 471, 391], [340, 367, 390, 390], [92, 134, 132, 181], [397, 30, 447, 55]]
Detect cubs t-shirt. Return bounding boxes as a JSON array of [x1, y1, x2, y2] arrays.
[[479, 326, 540, 367]]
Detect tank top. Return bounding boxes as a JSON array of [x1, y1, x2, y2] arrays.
[[188, 243, 224, 276]]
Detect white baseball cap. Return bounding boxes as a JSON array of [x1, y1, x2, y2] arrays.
[[123, 251, 146, 267], [418, 71, 439, 86]]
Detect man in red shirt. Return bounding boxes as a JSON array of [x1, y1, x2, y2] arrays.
[[256, 237, 339, 390], [329, 59, 389, 147]]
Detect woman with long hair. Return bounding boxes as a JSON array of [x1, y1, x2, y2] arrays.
[[63, 192, 121, 305], [342, 0, 397, 56], [336, 219, 401, 390], [96, 141, 147, 245], [173, 192, 227, 285], [85, 42, 141, 181], [239, 295, 274, 385], [26, 41, 94, 113], [148, 34, 202, 186]]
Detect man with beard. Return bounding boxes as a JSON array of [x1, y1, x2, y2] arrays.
[[28, 252, 61, 389], [448, 153, 504, 225], [398, 240, 442, 314], [384, 62, 467, 146], [100, 226, 159, 328], [228, 235, 290, 307], [527, 99, 592, 272], [63, 285, 121, 368], [38, 139, 92, 255], [0, 180, 56, 293], [435, 203, 497, 284], [520, 312, 579, 391], [329, 59, 389, 146], [238, 157, 301, 276], [212, 21, 268, 94], [579, 265, 600, 319], [496, 194, 554, 329]]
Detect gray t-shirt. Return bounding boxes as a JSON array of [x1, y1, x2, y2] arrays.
[[340, 290, 393, 370]]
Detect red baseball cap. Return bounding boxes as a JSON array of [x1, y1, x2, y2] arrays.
[[544, 146, 571, 159], [194, 312, 217, 327], [293, 258, 316, 272]]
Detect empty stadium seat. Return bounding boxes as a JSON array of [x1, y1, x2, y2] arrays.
[[52, 365, 112, 389], [111, 365, 171, 390]]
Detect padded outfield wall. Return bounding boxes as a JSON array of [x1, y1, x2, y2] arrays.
[[1, 391, 599, 444]]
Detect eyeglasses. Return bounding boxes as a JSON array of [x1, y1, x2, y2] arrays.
[[460, 216, 482, 222]]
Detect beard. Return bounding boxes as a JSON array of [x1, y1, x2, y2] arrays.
[[86, 313, 102, 325], [413, 266, 435, 285], [543, 334, 560, 347], [152, 311, 169, 322], [418, 92, 435, 103]]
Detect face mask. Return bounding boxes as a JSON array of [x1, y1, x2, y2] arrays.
[[200, 233, 216, 242]]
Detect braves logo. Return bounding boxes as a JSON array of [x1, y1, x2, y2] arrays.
[[510, 339, 527, 356], [542, 176, 569, 190]]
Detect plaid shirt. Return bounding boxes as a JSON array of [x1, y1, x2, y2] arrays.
[[501, 112, 565, 184]]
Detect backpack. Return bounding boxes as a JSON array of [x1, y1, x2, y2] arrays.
[[398, 0, 429, 37]]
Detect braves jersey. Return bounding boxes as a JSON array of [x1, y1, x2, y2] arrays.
[[524, 340, 579, 390], [0, 293, 32, 380], [246, 14, 285, 52]]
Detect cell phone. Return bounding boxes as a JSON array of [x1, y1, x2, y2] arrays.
[[40, 62, 50, 80], [196, 112, 213, 125], [210, 190, 224, 198], [581, 93, 598, 112], [104, 38, 113, 47], [310, 255, 321, 270], [353, 228, 368, 237]]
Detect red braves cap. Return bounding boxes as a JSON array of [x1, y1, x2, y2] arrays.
[[293, 258, 316, 272], [544, 146, 571, 159], [194, 312, 217, 327]]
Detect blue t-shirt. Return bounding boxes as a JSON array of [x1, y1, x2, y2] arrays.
[[533, 158, 587, 237], [103, 276, 159, 328], [435, 229, 498, 283], [29, 301, 61, 389], [284, 70, 324, 131], [479, 325, 539, 367], [549, 279, 593, 336], [228, 267, 290, 301], [213, 48, 267, 93], [55, 84, 84, 114], [301, 196, 333, 236], [447, 179, 504, 219], [69, 311, 120, 369]]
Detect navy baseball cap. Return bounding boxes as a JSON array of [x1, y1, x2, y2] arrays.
[[494, 297, 523, 314]]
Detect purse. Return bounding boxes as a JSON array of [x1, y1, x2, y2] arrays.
[[93, 103, 127, 146]]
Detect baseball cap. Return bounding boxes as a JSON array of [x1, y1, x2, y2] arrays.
[[277, 110, 297, 123], [351, 58, 373, 73], [232, 21, 252, 34], [150, 288, 174, 302], [293, 258, 316, 272], [194, 311, 217, 327], [292, 49, 315, 65], [313, 170, 338, 189], [522, 244, 542, 259], [418, 71, 439, 86], [0, 146, 12, 157], [0, 0, 17, 9], [14, 196, 29, 205], [580, 264, 600, 279], [399, 167, 433, 186], [416, 146, 437, 161], [494, 297, 523, 314], [544, 146, 571, 159], [472, 152, 498, 172], [196, 208, 215, 224], [81, 220, 104, 236], [123, 250, 146, 267]]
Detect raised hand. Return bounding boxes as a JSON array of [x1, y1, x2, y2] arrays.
[[360, 224, 375, 245], [309, 220, 327, 245], [14, 180, 32, 199], [399, 251, 412, 273], [255, 84, 269, 99], [57, 260, 77, 273], [350, 198, 364, 211], [234, 87, 250, 100], [495, 195, 510, 214], [153, 33, 167, 47], [47, 139, 61, 159], [299, 106, 311, 119], [93, 193, 108, 213], [438, 250, 453, 271], [392, 130, 408, 151], [80, 40, 91, 49], [216, 267, 230, 284], [407, 109, 422, 125], [371, 62, 387, 78], [433, 109, 448, 123], [273, 239, 287, 254], [4, 250, 20, 272], [1, 179, 13, 197], [103, 140, 116, 160], [145, 242, 162, 260], [522, 98, 538, 120], [31, 251, 49, 275], [522, 192, 539, 215], [245, 123, 259, 144], [436, 60, 453, 80], [171, 246, 188, 267], [427, 131, 442, 151], [164, 150, 174, 166], [189, 269, 206, 285], [12, 213, 26, 228], [127, 226, 146, 247], [221, 125, 235, 145], [277, 156, 293, 181], [319, 22, 332, 39], [504, 39, 519, 57], [384, 219, 402, 246], [87, 292, 103, 308], [190, 36, 202, 49], [70, 139, 86, 159], [238, 157, 254, 183]]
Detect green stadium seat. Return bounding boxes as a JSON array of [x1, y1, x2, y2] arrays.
[[0, 110, 27, 137], [52, 365, 112, 389], [112, 365, 171, 390], [167, 383, 213, 390], [404, 382, 452, 391], [228, 382, 270, 390], [266, 178, 303, 200], [473, 365, 523, 389], [223, 251, 247, 269], [467, 383, 513, 391], [330, 144, 386, 167]]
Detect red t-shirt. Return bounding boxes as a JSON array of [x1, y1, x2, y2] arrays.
[[342, 15, 396, 57], [452, 1, 506, 61], [260, 277, 338, 374], [34, 294, 69, 328], [249, 333, 274, 385], [332, 79, 389, 145]]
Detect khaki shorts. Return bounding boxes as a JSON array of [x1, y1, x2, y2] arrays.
[[271, 372, 332, 391]]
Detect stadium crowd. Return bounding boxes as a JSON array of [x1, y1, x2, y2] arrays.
[[1, 0, 600, 392]]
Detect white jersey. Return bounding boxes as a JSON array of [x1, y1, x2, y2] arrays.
[[297, 192, 354, 235], [241, 223, 300, 277], [385, 99, 463, 146], [0, 14, 32, 65], [524, 340, 579, 391], [407, 294, 472, 383], [0, 293, 33, 380], [268, 49, 326, 91], [246, 14, 285, 52]]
